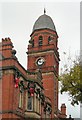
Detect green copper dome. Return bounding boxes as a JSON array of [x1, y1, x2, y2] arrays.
[[32, 14, 56, 32]]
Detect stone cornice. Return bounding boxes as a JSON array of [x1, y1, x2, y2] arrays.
[[2, 57, 27, 73], [2, 48, 12, 51], [28, 66, 58, 78], [1, 65, 27, 81], [30, 28, 58, 37], [27, 48, 60, 61], [27, 50, 54, 56], [31, 31, 57, 38], [27, 47, 54, 54], [1, 65, 43, 89], [2, 43, 13, 47]]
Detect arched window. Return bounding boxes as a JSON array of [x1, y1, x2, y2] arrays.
[[29, 39, 34, 47], [48, 36, 51, 44], [39, 36, 43, 46]]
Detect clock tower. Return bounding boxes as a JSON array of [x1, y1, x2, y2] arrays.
[[27, 12, 60, 118]]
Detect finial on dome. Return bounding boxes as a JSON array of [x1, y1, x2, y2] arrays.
[[44, 8, 46, 14]]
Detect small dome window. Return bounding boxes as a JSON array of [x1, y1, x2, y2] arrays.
[[39, 36, 43, 46]]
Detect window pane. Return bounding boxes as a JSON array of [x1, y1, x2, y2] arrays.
[[19, 93, 23, 108], [27, 96, 32, 110], [39, 36, 43, 46]]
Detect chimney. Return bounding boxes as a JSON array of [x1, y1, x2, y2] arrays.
[[61, 103, 67, 118], [0, 38, 13, 58]]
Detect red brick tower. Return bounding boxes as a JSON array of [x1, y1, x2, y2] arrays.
[[27, 12, 60, 118]]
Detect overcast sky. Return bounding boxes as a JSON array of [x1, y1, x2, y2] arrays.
[[0, 1, 80, 118]]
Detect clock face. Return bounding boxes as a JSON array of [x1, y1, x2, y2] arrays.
[[36, 58, 44, 66]]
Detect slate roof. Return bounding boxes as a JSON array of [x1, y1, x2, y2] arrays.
[[32, 14, 56, 32]]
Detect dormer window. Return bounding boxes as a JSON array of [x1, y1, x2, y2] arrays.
[[39, 36, 43, 46]]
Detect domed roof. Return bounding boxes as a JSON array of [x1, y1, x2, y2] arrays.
[[32, 14, 56, 32]]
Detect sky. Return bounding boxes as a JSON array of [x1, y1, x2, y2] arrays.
[[0, 1, 80, 118]]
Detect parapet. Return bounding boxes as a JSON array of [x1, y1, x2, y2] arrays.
[[2, 37, 11, 42]]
